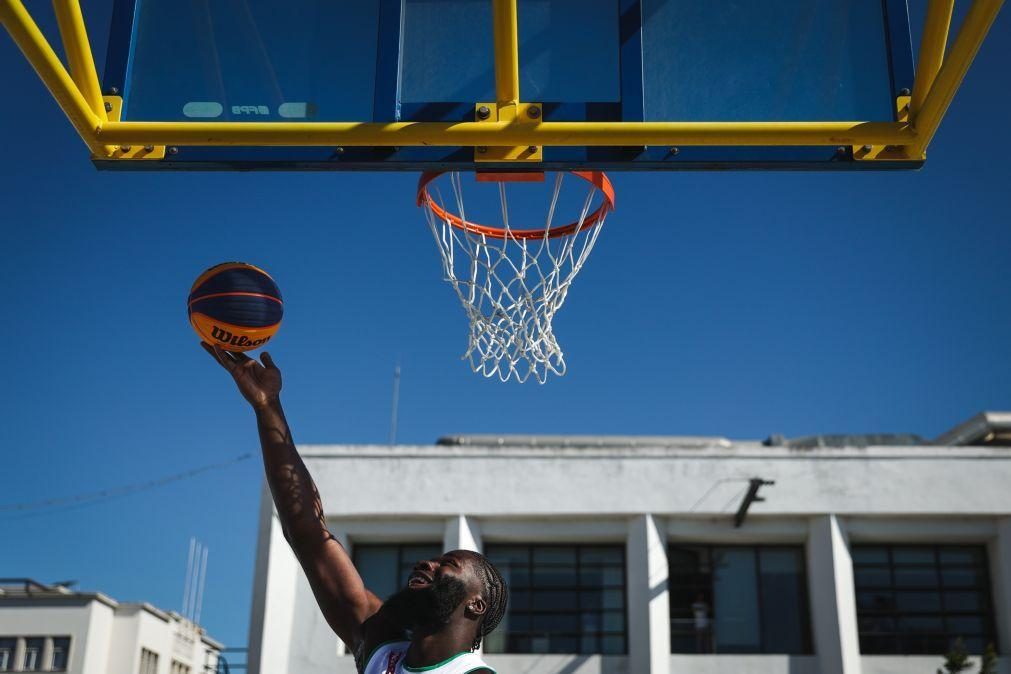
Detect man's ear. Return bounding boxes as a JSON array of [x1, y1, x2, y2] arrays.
[[466, 596, 488, 620]]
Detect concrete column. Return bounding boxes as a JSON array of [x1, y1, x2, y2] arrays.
[[444, 515, 482, 553], [41, 637, 53, 671], [626, 515, 670, 674], [807, 515, 861, 674], [13, 637, 25, 672], [992, 518, 1011, 654], [247, 481, 301, 674]]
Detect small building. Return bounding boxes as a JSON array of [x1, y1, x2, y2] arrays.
[[0, 579, 222, 674], [248, 411, 1011, 674]]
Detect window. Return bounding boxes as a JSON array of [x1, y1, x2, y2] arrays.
[[0, 638, 15, 672], [51, 637, 71, 671], [484, 544, 627, 655], [669, 545, 812, 654], [171, 660, 192, 674], [139, 648, 159, 674], [353, 543, 443, 601], [23, 638, 43, 671], [853, 545, 997, 654]]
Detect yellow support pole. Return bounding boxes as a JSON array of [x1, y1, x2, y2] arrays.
[[912, 0, 1004, 155], [96, 120, 913, 148], [910, 0, 955, 118], [0, 0, 106, 156], [492, 0, 520, 108], [51, 0, 108, 121]]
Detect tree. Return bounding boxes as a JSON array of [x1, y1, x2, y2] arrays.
[[937, 638, 972, 674], [978, 643, 997, 674]]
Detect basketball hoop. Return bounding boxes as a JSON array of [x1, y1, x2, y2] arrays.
[[417, 171, 615, 383]]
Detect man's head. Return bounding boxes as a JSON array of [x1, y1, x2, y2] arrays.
[[382, 550, 508, 649]]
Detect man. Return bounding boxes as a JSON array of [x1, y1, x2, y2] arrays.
[[203, 345, 507, 674]]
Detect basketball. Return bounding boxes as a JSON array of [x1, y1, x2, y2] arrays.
[[187, 262, 283, 352]]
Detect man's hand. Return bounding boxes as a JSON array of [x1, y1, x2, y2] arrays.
[[201, 342, 282, 409]]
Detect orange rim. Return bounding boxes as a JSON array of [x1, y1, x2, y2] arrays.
[[417, 171, 616, 240]]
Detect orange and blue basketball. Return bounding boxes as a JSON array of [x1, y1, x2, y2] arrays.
[[188, 262, 283, 352]]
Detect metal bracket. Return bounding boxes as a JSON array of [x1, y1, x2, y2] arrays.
[[100, 96, 166, 160], [474, 102, 543, 163], [853, 95, 924, 162], [734, 478, 775, 528]]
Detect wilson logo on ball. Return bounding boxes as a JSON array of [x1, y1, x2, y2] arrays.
[[211, 326, 271, 349]]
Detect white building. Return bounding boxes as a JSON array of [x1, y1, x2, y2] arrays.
[[0, 580, 222, 674], [248, 412, 1011, 674]]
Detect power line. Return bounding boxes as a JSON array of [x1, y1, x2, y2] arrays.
[[0, 452, 254, 518]]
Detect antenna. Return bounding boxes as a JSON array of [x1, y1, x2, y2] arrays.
[[182, 538, 196, 616], [187, 540, 204, 622], [194, 545, 209, 625], [389, 360, 401, 445]]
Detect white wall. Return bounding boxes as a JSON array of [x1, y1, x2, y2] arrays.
[[0, 599, 219, 674], [247, 442, 1011, 674], [0, 601, 111, 674], [300, 444, 1011, 516], [247, 481, 303, 674], [107, 608, 141, 673], [669, 655, 818, 673], [861, 656, 1010, 674]]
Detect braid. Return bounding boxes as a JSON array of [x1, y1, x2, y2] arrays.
[[457, 551, 508, 651]]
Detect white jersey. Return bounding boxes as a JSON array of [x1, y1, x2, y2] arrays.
[[361, 641, 494, 674]]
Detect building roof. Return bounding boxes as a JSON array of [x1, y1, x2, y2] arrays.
[[934, 411, 1011, 447], [0, 578, 223, 648], [437, 434, 732, 449], [433, 411, 1010, 451], [0, 578, 119, 610]]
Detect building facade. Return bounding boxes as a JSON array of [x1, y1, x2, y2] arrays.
[[248, 412, 1011, 674], [0, 580, 222, 674]]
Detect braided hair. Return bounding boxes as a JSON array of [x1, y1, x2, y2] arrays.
[[456, 550, 508, 651]]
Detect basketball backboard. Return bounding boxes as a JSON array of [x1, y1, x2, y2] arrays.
[[95, 0, 919, 171]]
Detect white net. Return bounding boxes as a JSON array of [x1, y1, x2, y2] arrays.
[[418, 171, 613, 384]]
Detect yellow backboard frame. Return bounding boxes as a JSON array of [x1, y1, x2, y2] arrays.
[[0, 0, 1003, 164]]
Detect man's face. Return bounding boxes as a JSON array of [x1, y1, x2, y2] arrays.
[[384, 551, 482, 632]]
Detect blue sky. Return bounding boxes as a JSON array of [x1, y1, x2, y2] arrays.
[[1, 0, 1010, 651]]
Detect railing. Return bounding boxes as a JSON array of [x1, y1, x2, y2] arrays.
[[208, 647, 248, 674]]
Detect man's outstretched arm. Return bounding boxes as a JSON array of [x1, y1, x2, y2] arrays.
[[202, 344, 383, 649]]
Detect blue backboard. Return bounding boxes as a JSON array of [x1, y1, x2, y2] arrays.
[[98, 0, 918, 171]]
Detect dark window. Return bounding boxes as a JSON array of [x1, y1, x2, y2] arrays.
[[139, 648, 159, 674], [23, 638, 43, 671], [484, 545, 627, 655], [0, 638, 15, 672], [352, 543, 443, 602], [669, 545, 812, 654], [853, 545, 996, 654], [51, 637, 70, 671]]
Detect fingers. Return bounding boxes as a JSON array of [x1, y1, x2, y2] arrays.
[[200, 342, 237, 373], [200, 341, 228, 369], [200, 342, 271, 373]]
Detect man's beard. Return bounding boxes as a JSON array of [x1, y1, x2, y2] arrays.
[[383, 575, 469, 632]]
